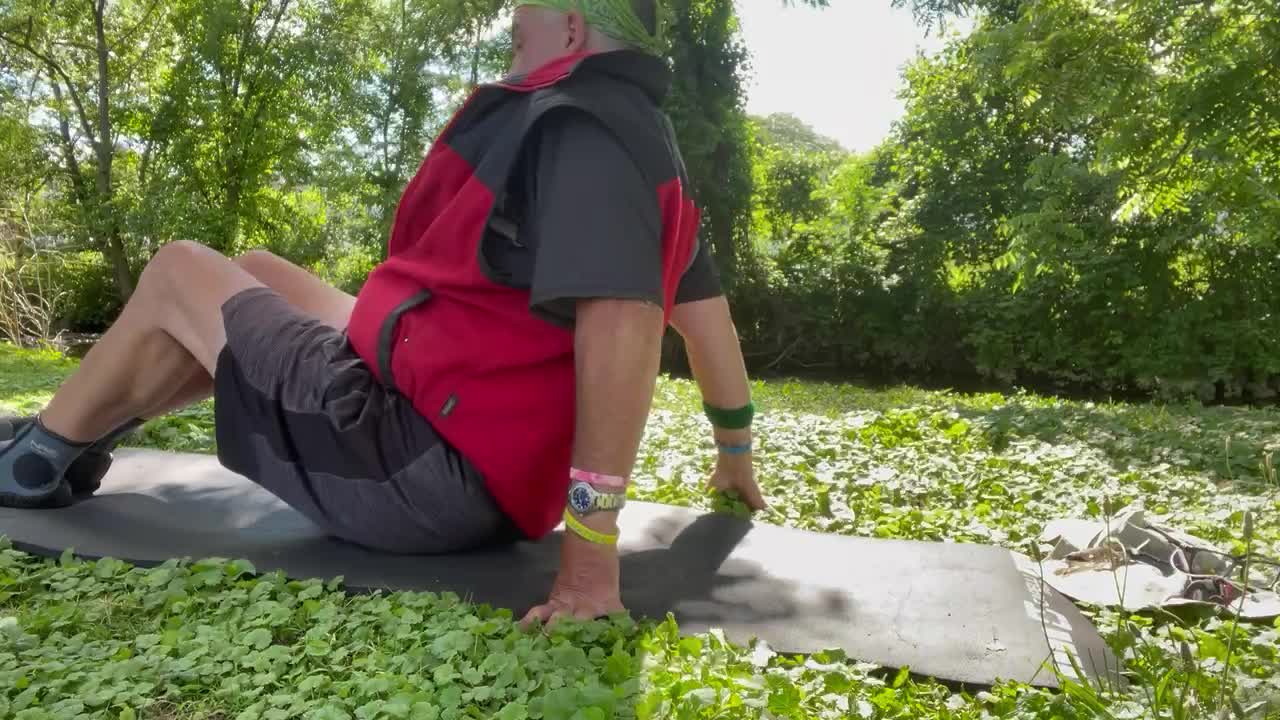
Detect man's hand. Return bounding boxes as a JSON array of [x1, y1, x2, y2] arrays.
[[709, 449, 767, 511], [523, 298, 662, 631], [520, 530, 625, 630]]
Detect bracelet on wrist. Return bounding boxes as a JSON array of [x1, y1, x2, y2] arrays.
[[703, 400, 754, 430], [563, 509, 619, 546], [717, 440, 752, 456], [569, 467, 628, 491]]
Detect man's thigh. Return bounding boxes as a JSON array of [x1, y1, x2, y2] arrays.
[[234, 250, 356, 330], [212, 288, 517, 554]]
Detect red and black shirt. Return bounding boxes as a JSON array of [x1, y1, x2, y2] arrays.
[[346, 50, 717, 539]]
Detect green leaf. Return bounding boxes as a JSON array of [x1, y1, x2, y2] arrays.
[[541, 687, 580, 720], [433, 663, 459, 685], [603, 648, 632, 684], [678, 636, 703, 657], [437, 686, 462, 710], [12, 687, 38, 712], [684, 688, 717, 706], [410, 703, 440, 720], [549, 643, 587, 669], [460, 664, 483, 685], [306, 639, 332, 657], [431, 630, 472, 659], [493, 702, 528, 720], [310, 705, 351, 720], [766, 680, 802, 715], [384, 693, 414, 719], [243, 628, 273, 650]]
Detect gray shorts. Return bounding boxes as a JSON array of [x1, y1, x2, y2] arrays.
[[212, 287, 521, 554]]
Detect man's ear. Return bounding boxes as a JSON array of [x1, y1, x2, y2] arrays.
[[564, 11, 588, 51]]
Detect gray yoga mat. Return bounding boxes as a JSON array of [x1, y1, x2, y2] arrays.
[[0, 449, 1119, 689]]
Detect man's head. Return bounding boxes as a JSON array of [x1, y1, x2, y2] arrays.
[[510, 0, 662, 76]]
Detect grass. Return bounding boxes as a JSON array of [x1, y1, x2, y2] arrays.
[[2, 341, 1280, 719]]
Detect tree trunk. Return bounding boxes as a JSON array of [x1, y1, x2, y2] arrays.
[[104, 230, 134, 299], [223, 176, 242, 252], [48, 78, 90, 207], [92, 0, 133, 300]]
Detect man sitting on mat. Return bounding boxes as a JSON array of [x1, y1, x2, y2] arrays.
[[0, 0, 765, 625]]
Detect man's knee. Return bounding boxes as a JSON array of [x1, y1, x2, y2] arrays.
[[139, 241, 222, 291]]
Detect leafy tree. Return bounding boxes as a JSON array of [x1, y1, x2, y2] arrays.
[[0, 0, 174, 299], [138, 0, 375, 258], [349, 0, 508, 251], [881, 0, 1279, 397]]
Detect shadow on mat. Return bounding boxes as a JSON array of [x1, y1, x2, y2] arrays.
[[29, 479, 826, 637], [338, 509, 830, 637]]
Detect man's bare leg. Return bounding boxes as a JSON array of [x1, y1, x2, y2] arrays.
[[54, 249, 353, 431], [1, 241, 259, 504], [0, 248, 355, 499], [129, 249, 356, 420], [39, 241, 264, 443]]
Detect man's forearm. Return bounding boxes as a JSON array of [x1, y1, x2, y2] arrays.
[[671, 295, 752, 443], [561, 298, 665, 568]]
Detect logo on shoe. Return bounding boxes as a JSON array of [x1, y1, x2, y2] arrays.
[[28, 440, 59, 460]]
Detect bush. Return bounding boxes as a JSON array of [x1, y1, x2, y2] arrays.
[[316, 243, 379, 296], [55, 251, 122, 333]]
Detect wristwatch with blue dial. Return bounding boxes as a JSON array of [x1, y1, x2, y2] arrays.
[[568, 480, 626, 516]]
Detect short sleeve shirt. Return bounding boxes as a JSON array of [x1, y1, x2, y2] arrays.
[[479, 110, 722, 327]]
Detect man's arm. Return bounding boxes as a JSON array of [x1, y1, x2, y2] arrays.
[[671, 295, 750, 426], [520, 297, 664, 627], [671, 295, 767, 511]]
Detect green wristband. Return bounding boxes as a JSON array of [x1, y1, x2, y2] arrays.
[[703, 400, 755, 430]]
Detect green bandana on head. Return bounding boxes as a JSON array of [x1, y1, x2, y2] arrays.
[[518, 0, 667, 56]]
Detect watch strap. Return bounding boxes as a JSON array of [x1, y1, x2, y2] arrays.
[[568, 480, 627, 515]]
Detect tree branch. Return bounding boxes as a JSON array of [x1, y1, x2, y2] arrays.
[[48, 77, 90, 210], [117, 0, 164, 47], [50, 39, 99, 53], [0, 28, 98, 145], [258, 0, 293, 66], [233, 0, 295, 170], [93, 0, 115, 183]]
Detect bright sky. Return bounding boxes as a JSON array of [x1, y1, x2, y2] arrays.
[[736, 0, 970, 152]]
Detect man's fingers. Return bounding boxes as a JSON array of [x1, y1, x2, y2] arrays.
[[548, 607, 576, 629], [710, 469, 768, 512], [745, 485, 767, 511], [521, 601, 589, 632], [519, 603, 556, 631], [734, 479, 766, 511]]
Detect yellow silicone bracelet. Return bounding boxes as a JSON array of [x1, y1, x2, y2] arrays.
[[563, 509, 619, 546]]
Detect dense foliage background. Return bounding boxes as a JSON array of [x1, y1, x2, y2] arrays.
[[1, 0, 1277, 403]]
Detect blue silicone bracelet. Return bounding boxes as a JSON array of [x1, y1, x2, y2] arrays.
[[717, 441, 752, 456]]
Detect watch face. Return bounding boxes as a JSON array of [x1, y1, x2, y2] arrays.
[[569, 483, 594, 514]]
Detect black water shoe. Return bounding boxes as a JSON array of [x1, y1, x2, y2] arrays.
[[0, 418, 83, 508], [0, 416, 141, 497]]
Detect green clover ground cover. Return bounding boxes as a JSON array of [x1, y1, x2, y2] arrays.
[[2, 342, 1279, 719]]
